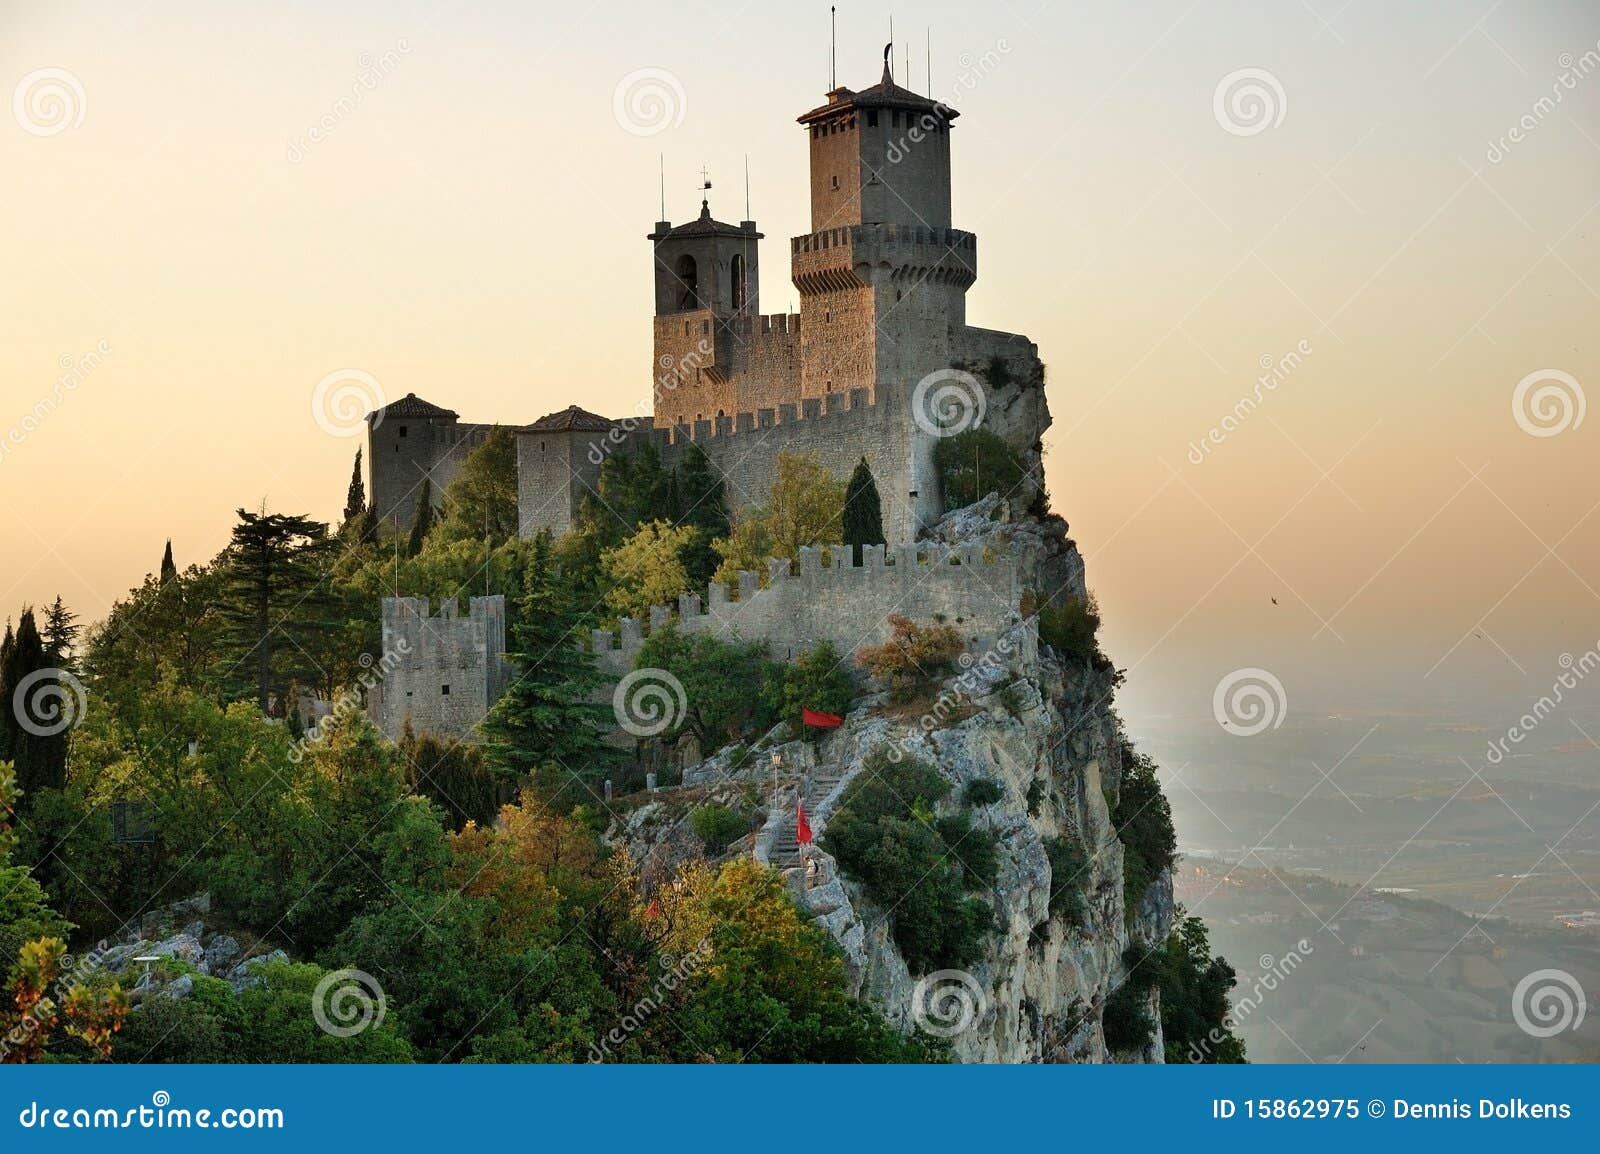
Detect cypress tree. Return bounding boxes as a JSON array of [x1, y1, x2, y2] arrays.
[[342, 449, 367, 528], [482, 533, 620, 809], [675, 444, 730, 585], [1, 608, 68, 800], [159, 540, 177, 585], [407, 479, 435, 557], [842, 457, 884, 566]]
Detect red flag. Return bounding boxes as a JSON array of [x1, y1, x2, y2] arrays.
[[796, 801, 813, 846], [802, 707, 843, 728], [645, 898, 662, 920]]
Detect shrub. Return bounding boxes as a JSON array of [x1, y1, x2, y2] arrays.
[[855, 615, 964, 704], [1038, 593, 1105, 667], [822, 748, 992, 972], [935, 813, 1000, 889], [963, 778, 1004, 807], [1112, 747, 1177, 919], [779, 641, 856, 730], [1045, 835, 1091, 927], [1025, 778, 1046, 817], [690, 803, 752, 856], [934, 427, 1027, 510], [1102, 976, 1157, 1053], [1153, 916, 1246, 1063]]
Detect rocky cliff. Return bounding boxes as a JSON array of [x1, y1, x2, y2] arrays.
[[609, 497, 1178, 1062]]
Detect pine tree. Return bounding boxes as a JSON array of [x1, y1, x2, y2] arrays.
[[842, 457, 884, 566], [342, 449, 367, 528], [407, 479, 435, 558], [217, 507, 338, 712], [354, 504, 380, 547], [483, 532, 620, 809], [41, 597, 79, 669], [159, 540, 177, 585]]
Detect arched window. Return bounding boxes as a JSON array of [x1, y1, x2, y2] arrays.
[[674, 254, 699, 311], [730, 253, 747, 312]]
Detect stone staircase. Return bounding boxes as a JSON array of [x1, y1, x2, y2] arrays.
[[766, 767, 844, 871]]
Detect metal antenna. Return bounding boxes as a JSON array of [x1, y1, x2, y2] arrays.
[[926, 29, 931, 97], [830, 6, 836, 89], [744, 154, 751, 219], [659, 153, 665, 219]]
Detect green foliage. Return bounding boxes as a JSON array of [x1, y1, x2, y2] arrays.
[[822, 749, 993, 973], [934, 812, 1000, 889], [1038, 592, 1112, 671], [934, 427, 1027, 510], [1153, 915, 1246, 1064], [0, 608, 68, 800], [963, 778, 1004, 807], [1045, 834, 1090, 927], [634, 626, 782, 747], [431, 426, 520, 547], [1025, 778, 1046, 817], [600, 519, 697, 621], [406, 479, 435, 558], [689, 803, 751, 855], [341, 449, 366, 529], [482, 535, 620, 809], [712, 452, 844, 589], [216, 507, 339, 711], [112, 963, 415, 1063], [399, 726, 503, 831], [842, 457, 884, 565], [1102, 968, 1157, 1053], [777, 641, 855, 731], [1112, 746, 1177, 920]]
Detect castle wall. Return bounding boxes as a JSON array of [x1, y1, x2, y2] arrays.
[[591, 541, 1028, 676], [369, 595, 507, 743]]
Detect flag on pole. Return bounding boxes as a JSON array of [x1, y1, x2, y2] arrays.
[[796, 800, 813, 846], [802, 707, 843, 728]]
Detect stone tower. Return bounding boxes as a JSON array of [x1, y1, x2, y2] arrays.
[[649, 200, 764, 429]]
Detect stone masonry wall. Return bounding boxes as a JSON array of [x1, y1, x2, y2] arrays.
[[591, 541, 1028, 675], [369, 595, 507, 742]]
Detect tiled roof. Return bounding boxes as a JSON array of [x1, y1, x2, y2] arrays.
[[372, 392, 458, 420], [526, 405, 615, 432], [797, 69, 957, 125]]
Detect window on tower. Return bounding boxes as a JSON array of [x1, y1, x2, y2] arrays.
[[674, 254, 699, 311], [731, 253, 747, 311]]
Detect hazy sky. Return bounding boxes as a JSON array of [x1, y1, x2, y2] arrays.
[[3, 0, 1597, 721]]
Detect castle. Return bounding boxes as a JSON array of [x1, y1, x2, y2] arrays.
[[366, 59, 1050, 545], [367, 60, 1055, 744]]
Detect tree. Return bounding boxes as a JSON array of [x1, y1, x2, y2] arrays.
[[842, 457, 884, 565], [599, 520, 696, 620], [216, 507, 338, 712], [41, 597, 79, 669], [712, 452, 844, 589], [407, 479, 435, 557], [399, 724, 503, 832], [159, 540, 177, 585], [0, 609, 69, 800], [934, 427, 1028, 510], [633, 627, 781, 748], [673, 444, 730, 585], [779, 641, 855, 730], [433, 427, 519, 546], [854, 614, 965, 704], [482, 535, 620, 808], [342, 449, 367, 529]]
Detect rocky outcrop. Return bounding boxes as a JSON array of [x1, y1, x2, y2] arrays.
[[88, 895, 290, 1004]]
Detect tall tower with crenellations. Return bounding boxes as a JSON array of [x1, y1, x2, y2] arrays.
[[792, 58, 976, 402]]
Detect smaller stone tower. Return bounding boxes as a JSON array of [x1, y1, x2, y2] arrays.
[[649, 200, 764, 429]]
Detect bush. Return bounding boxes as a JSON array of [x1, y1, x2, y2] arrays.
[[690, 803, 752, 855], [1038, 593, 1106, 667], [963, 778, 1004, 807], [1102, 976, 1157, 1053], [935, 813, 1000, 889], [1025, 779, 1046, 817], [1112, 747, 1177, 919], [934, 427, 1027, 510], [855, 615, 964, 704], [822, 749, 993, 973], [779, 641, 856, 730], [1045, 835, 1091, 927], [1153, 916, 1246, 1064]]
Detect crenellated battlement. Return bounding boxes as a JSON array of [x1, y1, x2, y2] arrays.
[[370, 594, 509, 743], [590, 542, 1027, 675]]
